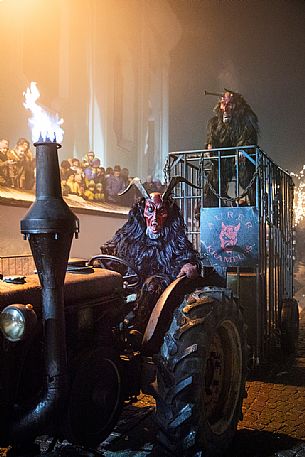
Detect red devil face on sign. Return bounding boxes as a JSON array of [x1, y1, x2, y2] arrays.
[[144, 193, 169, 239], [219, 222, 240, 251], [220, 91, 235, 124]]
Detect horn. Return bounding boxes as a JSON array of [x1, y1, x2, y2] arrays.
[[204, 90, 223, 97], [224, 88, 236, 94], [162, 176, 202, 201], [118, 177, 150, 199]]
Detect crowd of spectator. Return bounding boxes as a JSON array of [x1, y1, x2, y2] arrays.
[[0, 137, 163, 207], [60, 151, 132, 205], [0, 138, 35, 190]]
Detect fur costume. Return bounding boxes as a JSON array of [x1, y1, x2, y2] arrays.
[[100, 194, 201, 330], [101, 197, 200, 282], [205, 90, 259, 205]]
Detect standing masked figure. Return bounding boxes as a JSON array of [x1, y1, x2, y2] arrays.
[[100, 177, 201, 329], [205, 89, 259, 206]]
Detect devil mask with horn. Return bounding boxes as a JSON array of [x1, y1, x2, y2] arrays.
[[204, 88, 259, 148], [122, 177, 188, 240], [143, 192, 169, 239], [203, 89, 259, 207], [100, 176, 201, 281]]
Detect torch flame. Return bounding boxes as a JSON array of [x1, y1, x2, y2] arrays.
[[23, 82, 64, 144]]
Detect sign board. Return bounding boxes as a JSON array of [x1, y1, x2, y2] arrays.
[[200, 207, 259, 268]]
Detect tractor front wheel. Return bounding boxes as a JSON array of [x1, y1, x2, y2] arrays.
[[154, 287, 247, 456]]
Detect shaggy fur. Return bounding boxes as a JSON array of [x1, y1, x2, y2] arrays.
[[206, 92, 259, 149], [205, 91, 259, 205], [100, 197, 200, 281]]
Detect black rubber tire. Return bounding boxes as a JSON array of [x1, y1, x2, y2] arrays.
[[65, 347, 123, 448], [154, 287, 247, 457], [281, 298, 299, 354]]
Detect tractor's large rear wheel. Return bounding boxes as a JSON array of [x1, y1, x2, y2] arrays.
[[154, 287, 247, 456]]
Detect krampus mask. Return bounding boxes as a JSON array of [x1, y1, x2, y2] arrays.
[[120, 177, 192, 240], [100, 177, 201, 281], [205, 88, 259, 148]]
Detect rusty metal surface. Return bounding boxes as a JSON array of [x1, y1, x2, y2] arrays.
[[142, 276, 184, 345], [0, 269, 123, 311], [142, 276, 207, 354]]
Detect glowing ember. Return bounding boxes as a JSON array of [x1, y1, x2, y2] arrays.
[[291, 166, 305, 225], [23, 82, 64, 144]]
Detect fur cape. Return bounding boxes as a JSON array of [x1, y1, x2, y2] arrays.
[[206, 91, 259, 149], [205, 92, 259, 205], [101, 198, 200, 281]]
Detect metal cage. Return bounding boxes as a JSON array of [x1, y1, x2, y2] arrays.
[[166, 146, 294, 364]]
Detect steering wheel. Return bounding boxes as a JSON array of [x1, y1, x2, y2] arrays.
[[87, 254, 141, 290]]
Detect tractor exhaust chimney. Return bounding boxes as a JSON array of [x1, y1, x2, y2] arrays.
[[11, 140, 79, 442]]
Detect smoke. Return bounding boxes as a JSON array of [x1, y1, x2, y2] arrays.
[[217, 59, 241, 93]]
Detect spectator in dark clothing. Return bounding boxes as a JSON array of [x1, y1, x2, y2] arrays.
[[143, 175, 163, 193], [94, 166, 105, 186], [120, 167, 134, 207], [17, 138, 34, 190], [105, 167, 113, 178], [92, 158, 102, 184], [121, 167, 130, 188], [92, 158, 101, 168], [60, 160, 73, 180], [0, 138, 11, 186], [104, 167, 113, 201], [8, 143, 26, 188], [105, 164, 125, 203]]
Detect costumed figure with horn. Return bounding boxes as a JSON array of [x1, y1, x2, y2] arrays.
[[100, 177, 202, 330], [204, 89, 259, 206]]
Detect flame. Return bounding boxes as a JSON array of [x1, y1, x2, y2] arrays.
[[23, 82, 64, 144]]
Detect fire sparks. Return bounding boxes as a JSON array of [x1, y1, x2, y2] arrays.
[[291, 166, 305, 225], [23, 82, 64, 144]]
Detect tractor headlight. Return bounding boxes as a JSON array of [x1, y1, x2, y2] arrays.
[[0, 304, 37, 342]]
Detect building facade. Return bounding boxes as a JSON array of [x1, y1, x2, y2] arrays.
[[0, 0, 181, 181]]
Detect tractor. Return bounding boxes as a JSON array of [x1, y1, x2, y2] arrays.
[[0, 142, 297, 456]]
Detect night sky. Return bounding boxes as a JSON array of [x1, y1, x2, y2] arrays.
[[168, 0, 305, 174]]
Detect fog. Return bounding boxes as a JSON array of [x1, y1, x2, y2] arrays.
[[1, 0, 304, 175], [168, 0, 305, 173]]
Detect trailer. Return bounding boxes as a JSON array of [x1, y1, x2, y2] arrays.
[[166, 145, 298, 364]]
